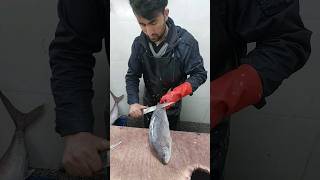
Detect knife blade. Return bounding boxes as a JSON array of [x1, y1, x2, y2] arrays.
[[143, 102, 174, 114], [110, 141, 122, 150]]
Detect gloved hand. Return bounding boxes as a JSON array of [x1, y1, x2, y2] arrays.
[[211, 64, 263, 128], [160, 82, 193, 109]]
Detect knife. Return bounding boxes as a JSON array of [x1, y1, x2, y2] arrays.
[[110, 141, 122, 150], [143, 102, 174, 114]]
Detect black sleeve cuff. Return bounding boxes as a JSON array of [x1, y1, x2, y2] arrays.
[[54, 106, 94, 137]]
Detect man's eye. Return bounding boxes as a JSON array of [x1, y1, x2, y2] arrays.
[[150, 22, 157, 25]]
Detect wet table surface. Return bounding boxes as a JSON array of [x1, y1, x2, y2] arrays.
[[110, 126, 210, 180]]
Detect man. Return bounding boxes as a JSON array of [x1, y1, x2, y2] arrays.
[[126, 0, 207, 129], [211, 0, 311, 179], [49, 0, 109, 177]]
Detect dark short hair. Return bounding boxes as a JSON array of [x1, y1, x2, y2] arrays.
[[129, 0, 168, 20]]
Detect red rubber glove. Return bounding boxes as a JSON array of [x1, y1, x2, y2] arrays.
[[211, 64, 263, 128], [160, 82, 193, 109]]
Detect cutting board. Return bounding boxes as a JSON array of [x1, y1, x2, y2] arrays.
[[110, 126, 210, 180]]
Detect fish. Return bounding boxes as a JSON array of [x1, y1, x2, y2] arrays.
[[109, 91, 124, 125], [0, 90, 44, 180], [148, 106, 172, 164]]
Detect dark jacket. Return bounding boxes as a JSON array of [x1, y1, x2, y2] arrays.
[[49, 0, 108, 136], [125, 17, 207, 104], [212, 0, 312, 100], [212, 0, 311, 178]]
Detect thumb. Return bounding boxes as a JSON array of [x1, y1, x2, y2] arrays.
[[96, 138, 109, 152], [160, 96, 166, 104], [140, 105, 147, 109]]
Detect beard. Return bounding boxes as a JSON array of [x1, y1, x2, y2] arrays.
[[150, 34, 161, 42], [149, 24, 167, 42]]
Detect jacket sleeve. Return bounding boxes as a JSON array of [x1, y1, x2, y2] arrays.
[[184, 39, 208, 92], [125, 39, 143, 105], [235, 0, 312, 98], [49, 0, 105, 136]]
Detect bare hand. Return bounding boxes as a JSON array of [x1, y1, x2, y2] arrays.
[[62, 132, 109, 177], [129, 103, 147, 119]]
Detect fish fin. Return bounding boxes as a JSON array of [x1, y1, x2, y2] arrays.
[[23, 104, 45, 129], [0, 90, 24, 127], [0, 90, 44, 130], [115, 94, 124, 103], [110, 91, 124, 103]]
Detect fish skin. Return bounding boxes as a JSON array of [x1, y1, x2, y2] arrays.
[[0, 90, 44, 180], [149, 107, 172, 164], [109, 91, 124, 125]]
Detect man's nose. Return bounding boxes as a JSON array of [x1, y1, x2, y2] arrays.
[[146, 26, 154, 36]]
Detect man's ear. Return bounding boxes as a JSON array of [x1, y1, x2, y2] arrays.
[[164, 8, 169, 21]]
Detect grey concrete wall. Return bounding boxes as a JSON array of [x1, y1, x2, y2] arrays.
[[110, 0, 210, 124], [224, 1, 320, 180], [0, 0, 108, 169]]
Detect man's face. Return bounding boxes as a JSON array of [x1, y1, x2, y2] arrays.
[[135, 9, 169, 42]]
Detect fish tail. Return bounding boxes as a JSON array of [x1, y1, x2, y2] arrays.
[[110, 91, 124, 103], [0, 90, 44, 131]]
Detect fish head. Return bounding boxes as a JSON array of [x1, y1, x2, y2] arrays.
[[160, 146, 171, 164]]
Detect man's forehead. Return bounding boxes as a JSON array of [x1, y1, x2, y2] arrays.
[[136, 15, 157, 24]]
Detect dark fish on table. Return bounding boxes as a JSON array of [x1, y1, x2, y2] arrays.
[[0, 90, 44, 180], [148, 106, 172, 164]]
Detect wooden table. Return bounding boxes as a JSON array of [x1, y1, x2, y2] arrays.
[[110, 126, 210, 180]]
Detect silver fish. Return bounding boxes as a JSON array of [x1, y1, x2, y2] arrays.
[[109, 91, 124, 125], [149, 106, 172, 164], [0, 91, 44, 180]]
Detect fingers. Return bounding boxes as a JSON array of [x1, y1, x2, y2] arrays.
[[160, 94, 172, 104], [96, 138, 110, 152], [129, 104, 146, 119], [64, 165, 83, 177], [130, 113, 140, 119], [136, 105, 147, 111], [160, 97, 166, 104], [130, 109, 143, 118], [160, 96, 173, 110], [76, 157, 94, 176], [85, 150, 103, 173], [63, 152, 94, 177], [62, 133, 108, 177], [87, 138, 107, 173]]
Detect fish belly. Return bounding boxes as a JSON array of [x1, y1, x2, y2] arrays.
[[149, 108, 172, 164], [0, 135, 27, 180]]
